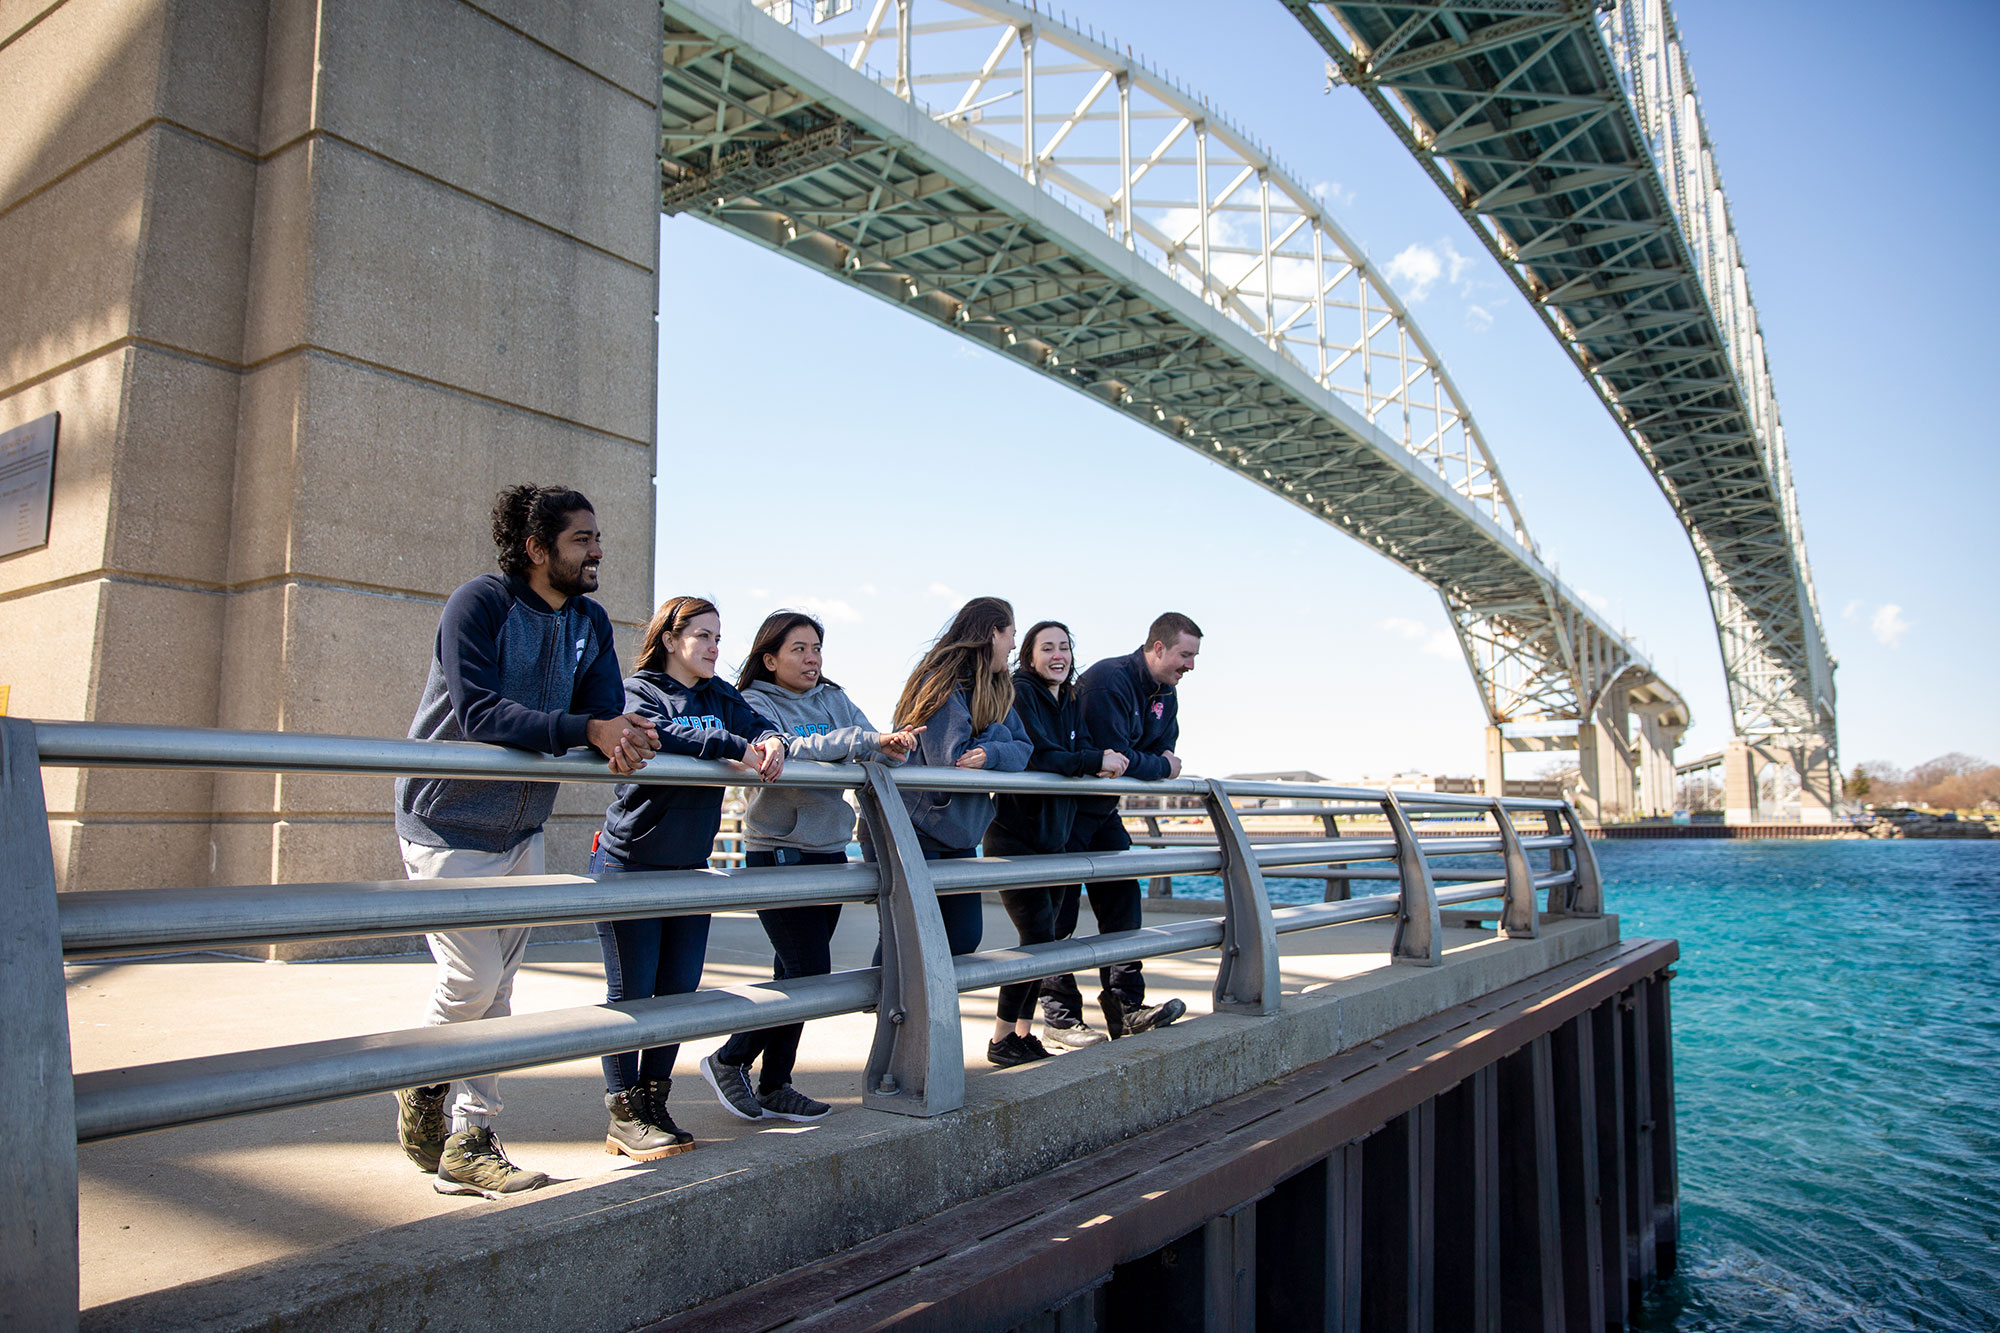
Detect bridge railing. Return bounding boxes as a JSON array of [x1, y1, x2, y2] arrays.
[[0, 716, 1600, 1321]]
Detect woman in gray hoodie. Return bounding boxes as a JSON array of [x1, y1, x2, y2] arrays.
[[699, 610, 922, 1124]]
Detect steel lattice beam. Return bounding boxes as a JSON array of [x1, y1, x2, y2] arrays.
[[661, 0, 1688, 738], [1283, 0, 1834, 770]]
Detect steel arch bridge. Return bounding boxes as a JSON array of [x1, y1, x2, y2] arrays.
[[658, 0, 1689, 815], [1283, 0, 1838, 814]]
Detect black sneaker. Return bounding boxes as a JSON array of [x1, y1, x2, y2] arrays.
[[1040, 1021, 1107, 1050], [756, 1083, 831, 1121], [1121, 998, 1187, 1034], [987, 1034, 1052, 1067], [394, 1082, 450, 1172], [433, 1126, 548, 1199], [1097, 988, 1127, 1040], [1018, 1033, 1053, 1061], [700, 1054, 767, 1121]]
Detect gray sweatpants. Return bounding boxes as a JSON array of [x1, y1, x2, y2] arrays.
[[399, 833, 546, 1133]]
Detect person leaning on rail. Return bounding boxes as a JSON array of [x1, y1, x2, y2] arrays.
[[982, 620, 1128, 1065], [593, 595, 788, 1160], [392, 485, 660, 1200], [862, 597, 1032, 963], [697, 610, 925, 1123], [1038, 611, 1202, 1047]]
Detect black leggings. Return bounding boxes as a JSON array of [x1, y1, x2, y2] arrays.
[[985, 826, 1066, 1024], [713, 849, 846, 1092]]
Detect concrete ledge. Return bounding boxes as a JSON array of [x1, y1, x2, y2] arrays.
[[81, 913, 1618, 1331]]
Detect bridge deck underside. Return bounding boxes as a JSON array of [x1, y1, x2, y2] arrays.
[[1291, 1, 1830, 744], [661, 21, 1542, 617]]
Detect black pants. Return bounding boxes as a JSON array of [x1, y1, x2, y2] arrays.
[[869, 844, 984, 964], [713, 848, 846, 1092], [1038, 806, 1144, 1027], [986, 826, 1061, 1024], [591, 850, 710, 1092]]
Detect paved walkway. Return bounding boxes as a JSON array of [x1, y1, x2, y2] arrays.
[[68, 895, 1571, 1316]]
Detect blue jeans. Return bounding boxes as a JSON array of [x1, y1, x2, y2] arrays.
[[870, 844, 984, 964], [714, 848, 846, 1091], [590, 847, 711, 1093]]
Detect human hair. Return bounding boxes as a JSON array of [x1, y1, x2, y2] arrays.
[[1015, 619, 1076, 705], [894, 597, 1016, 732], [635, 595, 719, 673], [491, 485, 593, 578], [1145, 611, 1204, 651], [737, 609, 839, 692]]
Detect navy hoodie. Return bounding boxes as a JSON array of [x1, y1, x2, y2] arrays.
[[597, 670, 781, 868], [897, 684, 1031, 853], [991, 669, 1102, 853], [396, 573, 625, 853], [1076, 648, 1180, 815]]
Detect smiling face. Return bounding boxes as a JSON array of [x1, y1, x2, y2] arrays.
[[664, 611, 722, 684], [766, 625, 823, 693], [1146, 631, 1200, 686], [535, 509, 602, 597], [1026, 625, 1072, 689]]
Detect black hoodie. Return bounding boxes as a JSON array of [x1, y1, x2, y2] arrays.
[[1076, 648, 1180, 816], [990, 668, 1103, 853]]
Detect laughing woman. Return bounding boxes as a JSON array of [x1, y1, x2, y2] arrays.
[[592, 595, 786, 1160], [884, 596, 1032, 958], [698, 610, 923, 1124]]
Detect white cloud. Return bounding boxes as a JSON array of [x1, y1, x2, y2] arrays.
[[1870, 603, 1911, 647], [1382, 616, 1459, 660], [1384, 238, 1476, 303], [1465, 304, 1493, 333], [859, 583, 880, 597], [748, 587, 769, 599], [1311, 179, 1356, 209], [789, 595, 861, 624], [928, 581, 962, 604], [1842, 599, 1862, 621]]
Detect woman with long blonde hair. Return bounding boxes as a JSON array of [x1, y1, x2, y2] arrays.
[[882, 596, 1031, 955]]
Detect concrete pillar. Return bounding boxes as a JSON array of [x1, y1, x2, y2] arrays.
[[1575, 724, 1601, 824], [1, 0, 662, 907], [1576, 716, 1632, 825], [1634, 710, 1679, 819], [1793, 747, 1841, 822], [1484, 726, 1506, 800], [1722, 739, 1760, 826]]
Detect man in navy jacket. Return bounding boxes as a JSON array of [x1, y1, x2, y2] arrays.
[[392, 485, 658, 1199], [1040, 612, 1203, 1046]]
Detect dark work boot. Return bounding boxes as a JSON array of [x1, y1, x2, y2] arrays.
[[1097, 988, 1127, 1040], [1122, 997, 1187, 1034], [605, 1085, 693, 1161], [636, 1079, 696, 1155]]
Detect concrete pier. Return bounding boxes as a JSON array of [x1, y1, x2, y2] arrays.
[[69, 897, 1631, 1330]]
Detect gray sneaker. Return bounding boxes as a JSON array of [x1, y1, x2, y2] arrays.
[[756, 1083, 831, 1122], [394, 1082, 450, 1172], [1040, 1021, 1108, 1050], [433, 1126, 548, 1199], [701, 1054, 767, 1121]]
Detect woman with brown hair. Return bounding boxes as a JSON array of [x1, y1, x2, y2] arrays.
[[591, 595, 787, 1159], [879, 596, 1032, 957]]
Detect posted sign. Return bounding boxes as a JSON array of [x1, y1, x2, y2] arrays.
[[0, 412, 58, 559]]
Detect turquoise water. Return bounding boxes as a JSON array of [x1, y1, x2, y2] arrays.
[[1180, 840, 2000, 1330]]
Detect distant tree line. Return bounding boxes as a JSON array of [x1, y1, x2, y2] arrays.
[[1848, 753, 2000, 810]]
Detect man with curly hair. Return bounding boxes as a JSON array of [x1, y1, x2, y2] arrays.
[[391, 485, 658, 1197]]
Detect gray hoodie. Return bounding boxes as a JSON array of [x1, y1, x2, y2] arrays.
[[741, 679, 902, 853]]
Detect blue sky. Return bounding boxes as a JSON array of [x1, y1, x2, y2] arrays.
[[652, 0, 1998, 782]]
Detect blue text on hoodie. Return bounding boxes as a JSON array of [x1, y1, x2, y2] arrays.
[[596, 670, 781, 868]]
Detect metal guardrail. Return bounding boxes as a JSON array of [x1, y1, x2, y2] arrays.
[[0, 716, 1601, 1323]]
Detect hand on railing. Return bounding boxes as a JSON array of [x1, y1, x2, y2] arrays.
[[587, 714, 660, 775], [729, 736, 787, 783], [878, 724, 925, 761], [1161, 750, 1183, 779], [955, 746, 988, 770], [1097, 749, 1129, 779]]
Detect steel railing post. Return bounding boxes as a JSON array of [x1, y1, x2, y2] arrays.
[[1205, 780, 1279, 1016], [1319, 809, 1351, 901], [1543, 808, 1574, 916], [1559, 802, 1604, 917], [0, 717, 80, 1329], [853, 764, 964, 1117], [1383, 791, 1441, 966], [1492, 799, 1539, 939]]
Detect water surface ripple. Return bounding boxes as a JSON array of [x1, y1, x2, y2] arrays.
[[1187, 839, 2000, 1330]]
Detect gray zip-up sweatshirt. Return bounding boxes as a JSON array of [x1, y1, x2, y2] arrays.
[[740, 679, 903, 853]]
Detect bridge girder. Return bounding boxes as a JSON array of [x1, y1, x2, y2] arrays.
[[1283, 0, 1834, 766], [660, 0, 1688, 738]]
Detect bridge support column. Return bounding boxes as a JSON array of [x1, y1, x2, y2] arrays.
[[1723, 739, 1761, 825], [0, 0, 662, 907], [1484, 726, 1506, 799], [1634, 708, 1680, 818], [1575, 717, 1632, 825]]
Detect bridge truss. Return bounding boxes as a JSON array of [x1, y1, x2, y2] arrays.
[[1282, 0, 1836, 801], [658, 0, 1687, 774]]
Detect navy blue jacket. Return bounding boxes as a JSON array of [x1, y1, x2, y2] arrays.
[[898, 685, 1032, 853], [1077, 648, 1180, 815], [597, 671, 781, 869], [396, 574, 625, 852], [991, 671, 1100, 853]]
